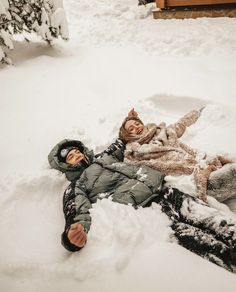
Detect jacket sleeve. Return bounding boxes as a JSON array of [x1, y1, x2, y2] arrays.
[[168, 109, 201, 139], [61, 183, 81, 252], [61, 180, 92, 252], [95, 138, 125, 159], [73, 176, 93, 233]]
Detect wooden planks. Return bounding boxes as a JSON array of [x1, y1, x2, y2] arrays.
[[153, 3, 236, 18], [156, 0, 236, 8], [157, 0, 166, 8]]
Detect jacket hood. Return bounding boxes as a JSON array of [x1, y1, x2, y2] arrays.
[[48, 139, 94, 182]]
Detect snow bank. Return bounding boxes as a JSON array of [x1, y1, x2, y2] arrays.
[[0, 0, 68, 63]]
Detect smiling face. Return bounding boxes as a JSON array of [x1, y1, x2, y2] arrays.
[[124, 119, 144, 136], [66, 148, 86, 165]]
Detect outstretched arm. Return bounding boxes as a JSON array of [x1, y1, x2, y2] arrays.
[[95, 138, 126, 160], [168, 108, 203, 139], [61, 178, 92, 251]]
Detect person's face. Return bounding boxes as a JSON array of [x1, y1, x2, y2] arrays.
[[66, 148, 86, 165], [124, 119, 144, 136]]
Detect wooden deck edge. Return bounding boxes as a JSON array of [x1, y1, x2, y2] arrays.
[[153, 4, 236, 19], [156, 1, 236, 9]]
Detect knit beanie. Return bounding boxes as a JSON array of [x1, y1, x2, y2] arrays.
[[59, 146, 77, 162], [48, 139, 94, 182]]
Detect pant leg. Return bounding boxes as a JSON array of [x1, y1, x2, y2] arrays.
[[160, 187, 236, 246], [172, 221, 233, 271], [158, 187, 236, 269], [179, 193, 236, 248]]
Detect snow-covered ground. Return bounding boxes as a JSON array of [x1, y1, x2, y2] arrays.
[[1, 0, 236, 291]]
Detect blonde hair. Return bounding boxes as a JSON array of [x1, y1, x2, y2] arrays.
[[119, 116, 144, 143]]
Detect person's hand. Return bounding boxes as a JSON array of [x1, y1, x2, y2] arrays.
[[128, 108, 138, 118], [67, 223, 87, 248]]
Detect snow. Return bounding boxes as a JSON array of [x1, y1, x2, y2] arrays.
[[0, 29, 14, 49], [1, 0, 236, 291], [0, 0, 9, 14], [0, 0, 68, 63], [136, 167, 148, 181]]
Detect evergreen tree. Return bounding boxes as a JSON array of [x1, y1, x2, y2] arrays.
[[0, 0, 68, 64]]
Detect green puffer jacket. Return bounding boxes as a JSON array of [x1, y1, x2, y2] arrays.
[[73, 149, 165, 232], [48, 139, 165, 237]]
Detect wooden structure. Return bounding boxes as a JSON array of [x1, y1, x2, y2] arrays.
[[156, 0, 236, 8], [153, 0, 236, 19]]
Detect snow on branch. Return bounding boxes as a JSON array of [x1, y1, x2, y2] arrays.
[[0, 0, 69, 64]]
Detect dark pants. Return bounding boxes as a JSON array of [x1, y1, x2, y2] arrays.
[[153, 187, 236, 271]]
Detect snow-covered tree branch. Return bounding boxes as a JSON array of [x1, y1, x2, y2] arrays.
[[0, 0, 68, 64]]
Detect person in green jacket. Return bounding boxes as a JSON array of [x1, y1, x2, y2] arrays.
[[48, 138, 164, 250], [48, 139, 236, 272]]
